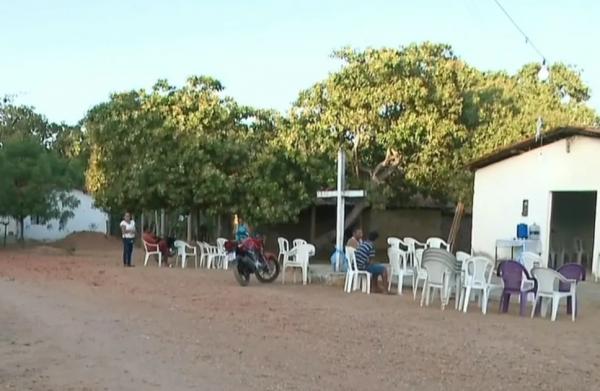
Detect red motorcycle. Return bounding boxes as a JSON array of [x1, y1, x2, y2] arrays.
[[225, 237, 280, 286]]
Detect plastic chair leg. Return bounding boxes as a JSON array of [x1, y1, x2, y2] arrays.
[[463, 286, 471, 313], [551, 297, 560, 321]]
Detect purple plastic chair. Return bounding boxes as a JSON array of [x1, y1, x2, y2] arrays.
[[497, 260, 537, 316], [558, 263, 586, 316]]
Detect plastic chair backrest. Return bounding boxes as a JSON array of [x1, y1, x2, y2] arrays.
[[293, 239, 307, 248], [520, 251, 541, 273], [498, 261, 528, 291], [295, 244, 315, 264], [388, 247, 402, 273], [456, 251, 470, 263], [278, 237, 289, 253], [464, 256, 494, 285], [414, 249, 424, 270], [174, 240, 186, 254], [387, 237, 405, 249], [422, 259, 452, 285], [426, 237, 449, 250], [345, 246, 358, 272], [216, 238, 227, 252], [557, 263, 585, 291], [143, 240, 155, 252], [531, 267, 561, 294]]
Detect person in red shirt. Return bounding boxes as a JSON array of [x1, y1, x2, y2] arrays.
[[142, 225, 172, 267]]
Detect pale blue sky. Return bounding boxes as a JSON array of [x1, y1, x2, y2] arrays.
[[1, 0, 599, 124]]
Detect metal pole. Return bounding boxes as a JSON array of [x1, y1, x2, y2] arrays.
[[335, 148, 345, 272]]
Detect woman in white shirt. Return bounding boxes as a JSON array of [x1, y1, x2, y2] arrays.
[[120, 212, 136, 267]]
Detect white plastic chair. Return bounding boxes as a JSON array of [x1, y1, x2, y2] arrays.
[[387, 237, 404, 249], [277, 237, 290, 264], [426, 237, 449, 250], [531, 267, 577, 322], [174, 240, 198, 268], [420, 259, 453, 309], [388, 246, 413, 295], [215, 238, 229, 269], [520, 251, 541, 274], [574, 238, 587, 266], [459, 256, 495, 314], [143, 240, 162, 267], [455, 251, 470, 263], [404, 237, 426, 268], [206, 244, 223, 269], [282, 243, 314, 285], [412, 248, 427, 300], [344, 246, 371, 294], [196, 241, 209, 268], [292, 238, 307, 248]]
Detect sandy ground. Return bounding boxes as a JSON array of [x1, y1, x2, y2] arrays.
[[1, 233, 600, 391]]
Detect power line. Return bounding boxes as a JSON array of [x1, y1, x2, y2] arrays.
[[492, 0, 546, 62]]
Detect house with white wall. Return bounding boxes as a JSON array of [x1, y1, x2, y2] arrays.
[[2, 189, 108, 242], [470, 127, 600, 280]]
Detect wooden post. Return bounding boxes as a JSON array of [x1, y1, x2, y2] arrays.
[[310, 205, 317, 243], [160, 209, 165, 237]]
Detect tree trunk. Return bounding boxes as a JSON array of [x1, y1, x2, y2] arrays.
[[160, 209, 165, 237], [186, 213, 192, 243], [19, 216, 25, 243], [310, 205, 317, 243], [312, 200, 369, 250]]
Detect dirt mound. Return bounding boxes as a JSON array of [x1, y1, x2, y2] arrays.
[[28, 245, 71, 256], [51, 232, 121, 251]]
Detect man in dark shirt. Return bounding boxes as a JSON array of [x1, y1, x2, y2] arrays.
[[355, 231, 388, 293]]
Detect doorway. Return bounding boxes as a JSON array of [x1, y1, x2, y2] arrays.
[[549, 191, 597, 270]]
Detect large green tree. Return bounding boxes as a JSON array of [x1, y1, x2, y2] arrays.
[[287, 43, 598, 244], [0, 138, 80, 240]]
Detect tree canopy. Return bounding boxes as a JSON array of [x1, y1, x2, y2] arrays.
[[6, 42, 598, 239]]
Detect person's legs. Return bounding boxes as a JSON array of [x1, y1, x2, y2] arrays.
[[125, 239, 134, 266], [366, 264, 387, 293], [122, 238, 128, 266]]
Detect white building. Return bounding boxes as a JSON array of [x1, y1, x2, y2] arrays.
[[470, 127, 600, 280], [3, 189, 108, 242]]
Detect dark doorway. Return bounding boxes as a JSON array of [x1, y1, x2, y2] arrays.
[[549, 191, 597, 270]]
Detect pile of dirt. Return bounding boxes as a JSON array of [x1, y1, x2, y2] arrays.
[[51, 232, 121, 252], [28, 245, 71, 256]]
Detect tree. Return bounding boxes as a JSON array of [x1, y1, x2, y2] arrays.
[[286, 43, 599, 246], [0, 138, 80, 240]]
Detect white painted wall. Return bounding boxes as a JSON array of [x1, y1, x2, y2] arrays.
[[21, 190, 108, 241], [471, 136, 600, 279]]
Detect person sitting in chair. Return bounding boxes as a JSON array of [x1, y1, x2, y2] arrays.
[[142, 225, 173, 267], [355, 231, 389, 293]]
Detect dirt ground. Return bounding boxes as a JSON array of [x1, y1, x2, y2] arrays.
[[1, 233, 599, 391]]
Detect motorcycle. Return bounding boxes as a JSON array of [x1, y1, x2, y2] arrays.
[[226, 237, 280, 286]]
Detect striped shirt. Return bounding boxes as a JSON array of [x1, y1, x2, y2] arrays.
[[355, 241, 375, 270]]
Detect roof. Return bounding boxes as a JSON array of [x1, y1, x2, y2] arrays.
[[468, 126, 600, 171]]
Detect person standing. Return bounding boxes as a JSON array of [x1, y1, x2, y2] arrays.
[[120, 212, 136, 267]]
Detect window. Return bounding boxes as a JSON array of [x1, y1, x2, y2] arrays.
[[31, 216, 46, 225]]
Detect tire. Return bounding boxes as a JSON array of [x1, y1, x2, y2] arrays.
[[255, 254, 280, 283], [233, 261, 251, 286]]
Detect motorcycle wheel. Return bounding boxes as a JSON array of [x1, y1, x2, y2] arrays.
[[233, 261, 251, 286], [255, 254, 280, 283]]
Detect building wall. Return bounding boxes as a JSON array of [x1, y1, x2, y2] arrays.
[[471, 136, 600, 277], [22, 190, 108, 241]]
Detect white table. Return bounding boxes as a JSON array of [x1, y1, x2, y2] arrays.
[[495, 239, 541, 261]]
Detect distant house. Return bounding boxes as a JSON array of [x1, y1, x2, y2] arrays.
[[469, 127, 600, 279], [3, 189, 108, 242]]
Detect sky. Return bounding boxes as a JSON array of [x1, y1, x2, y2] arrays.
[[1, 0, 599, 124]]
